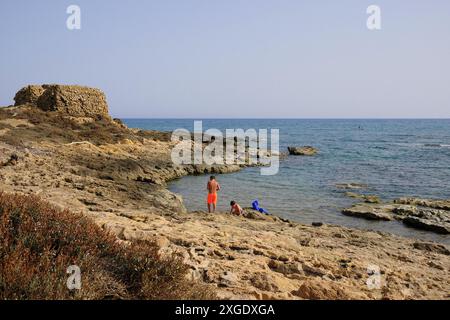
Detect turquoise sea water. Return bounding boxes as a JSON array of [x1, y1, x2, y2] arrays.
[[123, 119, 450, 244]]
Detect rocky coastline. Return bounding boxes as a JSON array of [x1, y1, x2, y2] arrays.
[[0, 85, 448, 300], [342, 197, 450, 235]]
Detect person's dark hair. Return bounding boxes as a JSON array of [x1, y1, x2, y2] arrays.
[[230, 201, 235, 206], [210, 176, 215, 180]]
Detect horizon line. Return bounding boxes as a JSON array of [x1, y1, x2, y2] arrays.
[[118, 117, 450, 120]]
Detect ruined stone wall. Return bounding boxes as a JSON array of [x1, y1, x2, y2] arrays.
[[14, 85, 45, 106], [14, 84, 110, 118]]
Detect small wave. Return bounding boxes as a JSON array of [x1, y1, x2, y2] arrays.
[[392, 142, 450, 148], [392, 142, 423, 147], [424, 143, 450, 148]]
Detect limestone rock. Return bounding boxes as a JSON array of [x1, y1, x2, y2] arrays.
[[392, 205, 417, 216], [392, 205, 450, 234], [268, 259, 303, 275], [2, 153, 19, 166], [291, 278, 367, 300], [219, 271, 238, 287], [287, 146, 318, 156], [250, 272, 281, 292], [413, 242, 450, 256], [403, 216, 450, 234], [343, 199, 450, 234], [342, 204, 393, 221], [345, 192, 380, 204], [242, 209, 273, 221], [394, 197, 450, 211]]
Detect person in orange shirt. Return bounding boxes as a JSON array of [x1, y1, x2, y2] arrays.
[[230, 201, 243, 216], [206, 176, 220, 213]]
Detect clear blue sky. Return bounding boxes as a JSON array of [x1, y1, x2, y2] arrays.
[[1, 1, 449, 118]]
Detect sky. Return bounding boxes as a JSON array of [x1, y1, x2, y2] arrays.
[[0, 0, 449, 118]]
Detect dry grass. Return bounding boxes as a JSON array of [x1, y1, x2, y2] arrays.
[[0, 106, 170, 146], [0, 192, 215, 300]]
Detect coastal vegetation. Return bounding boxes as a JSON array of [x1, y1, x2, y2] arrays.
[[0, 192, 215, 299]]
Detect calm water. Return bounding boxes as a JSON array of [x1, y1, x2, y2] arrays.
[[124, 119, 450, 244]]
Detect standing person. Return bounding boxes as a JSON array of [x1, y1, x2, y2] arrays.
[[207, 176, 220, 213]]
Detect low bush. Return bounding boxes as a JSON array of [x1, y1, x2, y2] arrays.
[[0, 192, 215, 300]]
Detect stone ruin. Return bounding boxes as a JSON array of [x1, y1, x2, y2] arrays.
[[14, 84, 110, 118]]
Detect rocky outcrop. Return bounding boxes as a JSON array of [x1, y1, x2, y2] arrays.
[[394, 197, 450, 211], [335, 183, 368, 190], [395, 207, 450, 234], [342, 199, 450, 234], [391, 202, 450, 234], [403, 216, 449, 234], [14, 84, 110, 119], [345, 192, 380, 204], [91, 209, 449, 300], [287, 146, 318, 156], [342, 204, 394, 221]]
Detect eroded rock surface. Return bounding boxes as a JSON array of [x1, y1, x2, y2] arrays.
[[287, 146, 318, 156], [402, 213, 450, 235], [342, 204, 394, 221], [342, 200, 450, 234], [394, 197, 450, 211], [345, 192, 380, 204]]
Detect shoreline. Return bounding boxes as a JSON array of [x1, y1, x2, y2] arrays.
[[1, 85, 449, 299], [168, 171, 450, 245]]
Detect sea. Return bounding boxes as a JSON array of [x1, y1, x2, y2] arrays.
[[123, 119, 450, 244]]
